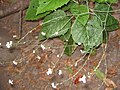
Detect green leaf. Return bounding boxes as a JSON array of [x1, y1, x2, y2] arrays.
[[39, 10, 71, 40], [103, 31, 109, 43], [70, 3, 89, 26], [94, 4, 112, 21], [94, 0, 118, 3], [105, 15, 119, 32], [25, 0, 50, 20], [66, 65, 73, 74], [72, 16, 103, 52], [94, 4, 119, 32], [64, 36, 76, 56], [60, 29, 71, 41], [94, 68, 105, 80], [36, 0, 70, 15]]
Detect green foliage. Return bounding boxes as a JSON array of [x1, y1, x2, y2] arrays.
[[36, 0, 70, 15], [64, 36, 76, 56], [25, 0, 50, 20], [25, 0, 119, 55], [39, 10, 71, 40], [66, 65, 73, 74], [72, 16, 103, 52], [94, 0, 118, 3], [94, 68, 105, 80], [70, 3, 89, 26]]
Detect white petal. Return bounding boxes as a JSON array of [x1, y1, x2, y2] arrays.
[[58, 70, 62, 75], [12, 61, 18, 65], [37, 55, 41, 60], [55, 32, 58, 35], [51, 82, 57, 89], [46, 68, 52, 75], [41, 44, 46, 50], [79, 75, 86, 83], [80, 50, 86, 54], [9, 41, 13, 45], [75, 62, 78, 67], [57, 54, 60, 57], [13, 35, 17, 38], [41, 32, 46, 36], [6, 42, 10, 48], [78, 42, 81, 45], [32, 50, 36, 53], [8, 79, 13, 85], [0, 43, 2, 46]]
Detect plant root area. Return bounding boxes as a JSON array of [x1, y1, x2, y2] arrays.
[[0, 1, 120, 90]]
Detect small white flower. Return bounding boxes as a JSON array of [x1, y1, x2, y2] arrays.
[[0, 43, 1, 46], [66, 40, 68, 42], [23, 42, 26, 44], [41, 32, 46, 36], [35, 36, 38, 39], [8, 79, 13, 85], [55, 32, 58, 35], [78, 42, 81, 45], [6, 41, 13, 48], [80, 50, 86, 54], [40, 44, 46, 50], [37, 55, 41, 60], [32, 50, 36, 53], [79, 75, 86, 83], [46, 68, 53, 75], [29, 30, 32, 33], [57, 54, 60, 57], [13, 35, 17, 38], [58, 70, 62, 75], [12, 61, 18, 65], [75, 62, 78, 67], [51, 82, 57, 89]]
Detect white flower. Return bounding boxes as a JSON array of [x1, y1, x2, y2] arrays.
[[8, 79, 13, 85], [40, 44, 46, 50], [37, 55, 41, 60], [80, 50, 86, 54], [46, 68, 53, 75], [0, 43, 1, 46], [29, 30, 32, 33], [13, 35, 17, 38], [6, 41, 13, 48], [58, 70, 62, 75], [51, 82, 57, 89], [78, 42, 81, 45], [41, 32, 46, 36], [55, 32, 58, 35], [66, 40, 68, 42], [12, 61, 18, 65], [79, 75, 86, 83], [57, 54, 60, 57], [75, 62, 78, 67], [23, 42, 26, 44], [32, 50, 36, 53]]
